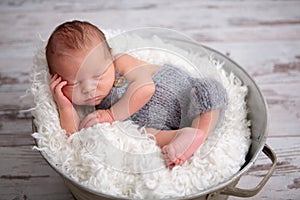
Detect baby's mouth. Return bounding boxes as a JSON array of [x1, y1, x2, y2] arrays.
[[85, 96, 103, 104]]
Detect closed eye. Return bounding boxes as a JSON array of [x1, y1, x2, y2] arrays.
[[93, 74, 103, 79], [66, 81, 80, 87]]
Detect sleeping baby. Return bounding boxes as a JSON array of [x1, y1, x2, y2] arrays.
[[46, 20, 227, 168]]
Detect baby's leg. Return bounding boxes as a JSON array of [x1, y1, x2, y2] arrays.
[[147, 128, 178, 148], [162, 110, 220, 168]]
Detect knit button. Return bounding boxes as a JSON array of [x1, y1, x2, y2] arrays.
[[114, 76, 126, 87]]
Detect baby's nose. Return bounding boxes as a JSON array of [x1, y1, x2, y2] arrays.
[[81, 80, 96, 94]]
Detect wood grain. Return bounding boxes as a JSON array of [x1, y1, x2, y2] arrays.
[[0, 0, 299, 199]]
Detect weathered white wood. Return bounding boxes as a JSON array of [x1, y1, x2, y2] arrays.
[[0, 146, 74, 200], [229, 137, 300, 200], [0, 0, 299, 199]]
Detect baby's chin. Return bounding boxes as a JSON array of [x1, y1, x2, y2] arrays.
[[75, 98, 103, 107]]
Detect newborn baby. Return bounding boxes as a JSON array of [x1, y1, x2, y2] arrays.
[[46, 20, 227, 168]]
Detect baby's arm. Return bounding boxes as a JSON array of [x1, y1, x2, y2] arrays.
[[110, 55, 157, 120], [50, 74, 80, 136]]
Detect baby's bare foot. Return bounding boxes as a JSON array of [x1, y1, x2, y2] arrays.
[[162, 128, 206, 168]]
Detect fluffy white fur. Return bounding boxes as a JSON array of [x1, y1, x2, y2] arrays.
[[30, 30, 251, 199]]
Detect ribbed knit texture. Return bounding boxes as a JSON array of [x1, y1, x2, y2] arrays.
[[96, 64, 227, 130]]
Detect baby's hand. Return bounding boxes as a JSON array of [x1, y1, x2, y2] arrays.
[[50, 74, 72, 109], [79, 109, 114, 129]]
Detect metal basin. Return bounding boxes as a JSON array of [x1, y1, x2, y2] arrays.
[[33, 32, 277, 200]]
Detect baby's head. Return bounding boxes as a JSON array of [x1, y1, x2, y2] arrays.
[[46, 20, 115, 106], [46, 20, 111, 73]]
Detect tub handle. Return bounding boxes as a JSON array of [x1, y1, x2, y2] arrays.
[[220, 144, 277, 197]]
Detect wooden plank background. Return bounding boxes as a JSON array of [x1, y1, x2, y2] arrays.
[[0, 0, 299, 199]]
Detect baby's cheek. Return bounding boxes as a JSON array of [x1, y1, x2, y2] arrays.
[[62, 87, 74, 101]]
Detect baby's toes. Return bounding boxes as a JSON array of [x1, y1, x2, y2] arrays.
[[162, 152, 175, 169], [163, 153, 172, 166], [174, 158, 184, 166], [162, 145, 177, 162], [162, 145, 168, 154], [168, 162, 176, 169]]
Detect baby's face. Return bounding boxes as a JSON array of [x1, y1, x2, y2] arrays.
[[51, 44, 115, 106]]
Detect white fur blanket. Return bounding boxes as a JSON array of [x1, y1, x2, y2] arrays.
[[30, 30, 251, 199]]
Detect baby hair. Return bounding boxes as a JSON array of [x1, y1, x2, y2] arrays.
[[45, 20, 110, 72]]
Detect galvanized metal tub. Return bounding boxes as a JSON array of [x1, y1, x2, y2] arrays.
[[33, 36, 276, 200]]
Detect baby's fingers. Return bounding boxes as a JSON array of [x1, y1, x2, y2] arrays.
[[79, 113, 98, 130], [79, 114, 91, 129], [49, 74, 59, 87], [50, 75, 62, 93], [50, 74, 58, 83], [53, 81, 71, 106], [84, 118, 99, 129], [54, 80, 67, 95]]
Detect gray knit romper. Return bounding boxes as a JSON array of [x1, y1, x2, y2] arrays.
[[95, 64, 227, 130]]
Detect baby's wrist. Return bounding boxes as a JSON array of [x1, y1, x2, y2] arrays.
[[57, 104, 73, 112]]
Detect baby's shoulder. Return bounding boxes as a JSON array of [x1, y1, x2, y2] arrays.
[[114, 53, 159, 76], [113, 54, 148, 74]]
